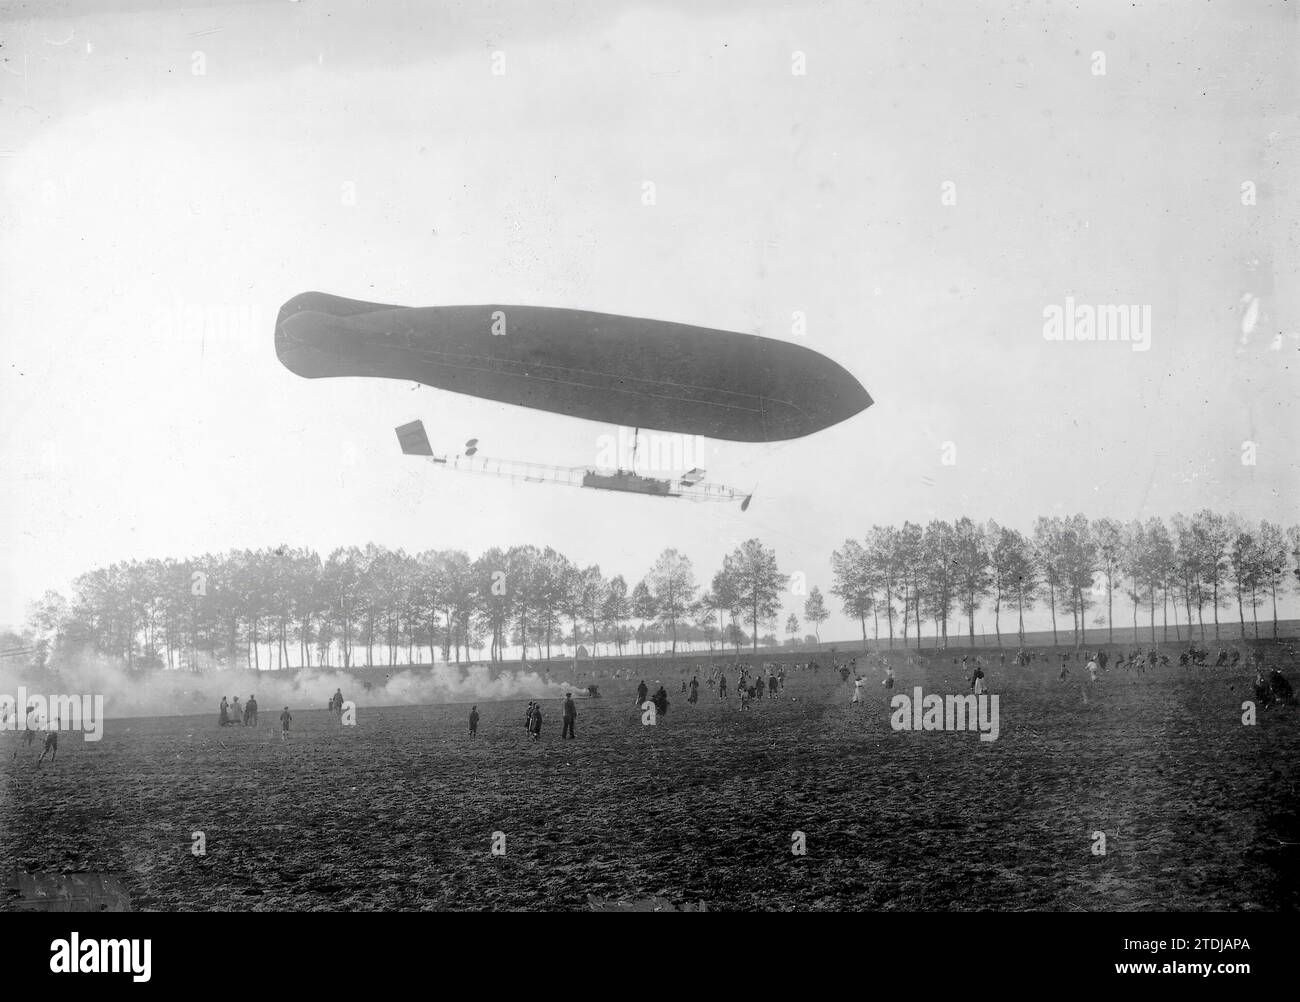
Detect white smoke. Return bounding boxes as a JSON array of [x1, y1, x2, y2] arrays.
[[0, 648, 574, 720]]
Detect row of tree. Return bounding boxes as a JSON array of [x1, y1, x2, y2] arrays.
[[829, 513, 1299, 649], [24, 540, 825, 672], [17, 511, 1299, 672]]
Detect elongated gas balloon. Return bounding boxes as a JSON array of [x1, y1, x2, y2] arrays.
[[276, 292, 871, 442]]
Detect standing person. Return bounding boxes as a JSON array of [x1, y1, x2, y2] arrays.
[[230, 696, 243, 726], [528, 703, 543, 741], [1086, 656, 1099, 683], [469, 705, 480, 736], [37, 728, 57, 766], [882, 664, 896, 692], [852, 674, 866, 704], [1253, 668, 1273, 709], [636, 680, 648, 707], [562, 693, 577, 739], [971, 664, 986, 695], [767, 673, 777, 698], [332, 688, 345, 721], [718, 672, 728, 699], [245, 695, 258, 726], [16, 702, 38, 757], [279, 706, 292, 740], [1268, 667, 1294, 705], [219, 697, 230, 727], [653, 685, 669, 718], [688, 676, 699, 705]]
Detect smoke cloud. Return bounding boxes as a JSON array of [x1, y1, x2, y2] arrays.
[[0, 649, 577, 720]]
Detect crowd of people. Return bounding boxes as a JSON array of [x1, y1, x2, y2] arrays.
[[218, 694, 258, 726], [148, 642, 1300, 746]]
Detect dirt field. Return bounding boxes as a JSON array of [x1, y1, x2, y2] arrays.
[[3, 642, 1298, 911]]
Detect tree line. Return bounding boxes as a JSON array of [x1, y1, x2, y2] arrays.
[[16, 511, 1299, 673], [830, 513, 1298, 650], [23, 540, 822, 672]]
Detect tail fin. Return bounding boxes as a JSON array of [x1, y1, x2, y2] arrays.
[[395, 420, 433, 456]]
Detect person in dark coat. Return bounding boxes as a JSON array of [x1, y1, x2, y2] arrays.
[[469, 705, 480, 736], [562, 694, 577, 739]]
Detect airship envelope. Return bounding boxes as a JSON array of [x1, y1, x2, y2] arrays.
[[276, 291, 871, 442]]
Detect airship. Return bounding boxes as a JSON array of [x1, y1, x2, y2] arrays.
[[275, 292, 871, 442], [276, 292, 872, 510]]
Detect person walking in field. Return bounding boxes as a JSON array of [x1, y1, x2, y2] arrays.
[[230, 695, 243, 726], [279, 706, 292, 740], [852, 674, 866, 704], [718, 672, 728, 699], [528, 703, 543, 741], [688, 676, 699, 705], [219, 697, 230, 727], [637, 680, 648, 707], [37, 728, 57, 765], [970, 664, 986, 695], [562, 693, 577, 739], [15, 702, 38, 758], [245, 695, 258, 726], [469, 705, 479, 736]]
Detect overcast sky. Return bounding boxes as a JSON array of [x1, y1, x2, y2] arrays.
[[1, 0, 1296, 638]]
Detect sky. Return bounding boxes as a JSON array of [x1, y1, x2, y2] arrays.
[[0, 0, 1297, 640]]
